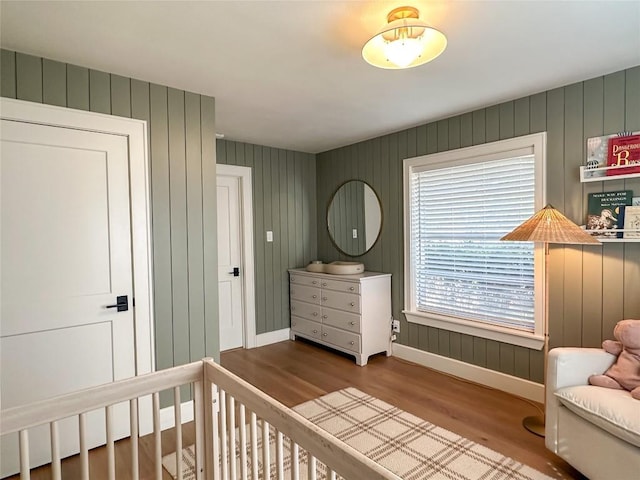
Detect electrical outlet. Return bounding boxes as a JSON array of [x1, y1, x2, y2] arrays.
[[391, 334, 397, 342], [392, 319, 400, 333], [352, 228, 358, 239]]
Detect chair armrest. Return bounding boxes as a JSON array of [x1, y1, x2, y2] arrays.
[[545, 347, 616, 452], [547, 347, 616, 392]]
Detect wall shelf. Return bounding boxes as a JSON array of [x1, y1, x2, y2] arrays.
[[580, 165, 640, 183], [582, 228, 640, 243]]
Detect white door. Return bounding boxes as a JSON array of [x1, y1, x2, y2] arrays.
[[217, 175, 244, 351], [0, 119, 135, 475]]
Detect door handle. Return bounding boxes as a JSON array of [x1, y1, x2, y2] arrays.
[[228, 267, 240, 277], [106, 295, 129, 312]]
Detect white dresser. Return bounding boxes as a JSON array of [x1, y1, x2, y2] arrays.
[[288, 268, 392, 366]]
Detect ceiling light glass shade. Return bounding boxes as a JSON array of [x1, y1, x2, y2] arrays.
[[362, 7, 447, 70]]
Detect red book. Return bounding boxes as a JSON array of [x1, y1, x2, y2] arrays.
[[606, 133, 640, 176]]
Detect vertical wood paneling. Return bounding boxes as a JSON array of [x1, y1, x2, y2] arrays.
[[1, 50, 16, 98], [217, 140, 316, 334], [201, 95, 219, 360], [562, 84, 584, 347], [485, 105, 500, 143], [316, 66, 640, 382], [16, 52, 42, 102], [66, 64, 89, 110], [185, 92, 205, 362], [110, 75, 131, 118], [623, 67, 640, 322], [167, 88, 190, 380], [582, 77, 605, 347], [89, 70, 111, 114], [149, 84, 173, 373], [2, 50, 220, 374], [42, 59, 66, 107]]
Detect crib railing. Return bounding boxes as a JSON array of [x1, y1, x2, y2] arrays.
[[1, 358, 400, 480]]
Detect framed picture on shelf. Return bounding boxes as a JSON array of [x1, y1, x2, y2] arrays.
[[623, 206, 640, 239], [606, 131, 640, 176]]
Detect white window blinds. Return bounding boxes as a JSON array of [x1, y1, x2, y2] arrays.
[[410, 156, 536, 331]]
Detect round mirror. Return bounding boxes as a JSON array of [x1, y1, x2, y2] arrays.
[[327, 180, 382, 257]]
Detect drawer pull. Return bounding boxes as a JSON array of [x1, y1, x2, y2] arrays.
[[313, 329, 318, 333], [350, 321, 355, 325], [322, 282, 327, 287], [312, 280, 318, 285], [350, 341, 355, 345], [323, 333, 328, 337], [350, 302, 355, 307], [313, 312, 318, 316], [312, 295, 317, 299], [322, 297, 328, 301], [291, 307, 295, 311], [349, 287, 355, 291], [322, 315, 328, 319], [291, 277, 296, 282]]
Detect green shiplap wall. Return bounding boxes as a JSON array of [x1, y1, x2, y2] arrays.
[[1, 50, 220, 373], [317, 66, 640, 383], [216, 140, 317, 334]]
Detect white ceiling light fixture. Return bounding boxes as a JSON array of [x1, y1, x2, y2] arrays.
[[362, 6, 447, 70]]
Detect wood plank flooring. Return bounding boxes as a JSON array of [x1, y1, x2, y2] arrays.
[[6, 339, 585, 479], [221, 340, 585, 480]]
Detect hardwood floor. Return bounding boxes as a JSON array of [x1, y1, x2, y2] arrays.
[[7, 339, 585, 479], [221, 339, 585, 480]]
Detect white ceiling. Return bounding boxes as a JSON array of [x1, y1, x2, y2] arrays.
[[2, 1, 639, 153]]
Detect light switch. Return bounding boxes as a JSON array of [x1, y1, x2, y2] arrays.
[[352, 229, 358, 239], [266, 231, 273, 242]]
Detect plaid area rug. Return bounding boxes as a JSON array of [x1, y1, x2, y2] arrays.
[[163, 387, 552, 479]]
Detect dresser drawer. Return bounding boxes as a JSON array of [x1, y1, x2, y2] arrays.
[[290, 300, 321, 322], [319, 278, 360, 295], [289, 274, 322, 288], [291, 316, 322, 340], [322, 325, 360, 353], [321, 307, 361, 333], [321, 290, 360, 314], [290, 284, 321, 305]]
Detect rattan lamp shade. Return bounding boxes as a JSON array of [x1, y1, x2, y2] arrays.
[[501, 204, 600, 244]]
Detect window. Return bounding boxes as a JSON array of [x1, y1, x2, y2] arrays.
[[403, 133, 546, 349]]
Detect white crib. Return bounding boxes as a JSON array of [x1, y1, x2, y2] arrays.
[[1, 358, 400, 480]]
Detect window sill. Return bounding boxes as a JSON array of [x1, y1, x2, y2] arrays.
[[403, 310, 544, 350]]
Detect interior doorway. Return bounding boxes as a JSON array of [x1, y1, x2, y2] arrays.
[[216, 164, 256, 351]]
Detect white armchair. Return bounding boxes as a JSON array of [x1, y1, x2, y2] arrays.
[[546, 348, 640, 480]]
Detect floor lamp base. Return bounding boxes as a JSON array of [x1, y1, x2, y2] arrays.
[[523, 415, 545, 437]]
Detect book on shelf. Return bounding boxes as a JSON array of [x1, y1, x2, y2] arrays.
[[623, 206, 640, 239], [606, 132, 640, 176], [586, 190, 633, 238]]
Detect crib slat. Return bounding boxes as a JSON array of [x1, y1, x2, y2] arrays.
[[50, 420, 61, 480], [276, 431, 284, 479], [79, 413, 89, 480], [219, 389, 229, 480], [106, 405, 115, 480], [153, 392, 162, 480], [130, 398, 140, 480], [19, 429, 30, 480], [239, 404, 247, 480], [194, 380, 205, 480], [250, 412, 258, 480], [174, 387, 183, 480], [328, 469, 337, 480], [262, 420, 270, 480], [229, 396, 237, 480], [307, 453, 317, 480], [211, 385, 221, 480], [290, 440, 299, 480]]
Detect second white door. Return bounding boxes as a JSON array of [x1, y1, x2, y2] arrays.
[[217, 175, 244, 351]]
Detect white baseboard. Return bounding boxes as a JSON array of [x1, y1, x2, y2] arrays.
[[392, 343, 544, 403], [255, 328, 290, 347], [160, 400, 194, 431]]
